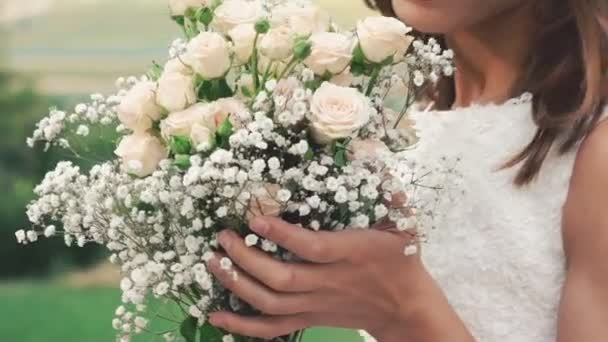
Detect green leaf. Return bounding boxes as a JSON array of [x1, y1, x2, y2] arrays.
[[215, 78, 234, 99], [197, 7, 214, 26], [350, 61, 365, 77], [199, 322, 224, 342], [198, 79, 234, 101], [170, 136, 193, 155], [304, 148, 314, 161], [352, 44, 366, 64], [174, 154, 192, 170], [240, 84, 253, 98], [147, 61, 164, 81], [334, 148, 347, 167], [217, 117, 234, 138], [180, 316, 198, 342], [380, 55, 395, 66], [172, 15, 186, 26]]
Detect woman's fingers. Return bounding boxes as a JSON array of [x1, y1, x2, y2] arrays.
[[209, 312, 313, 340], [249, 216, 412, 264], [217, 230, 324, 292], [208, 255, 318, 315], [208, 311, 362, 340], [249, 216, 357, 263]]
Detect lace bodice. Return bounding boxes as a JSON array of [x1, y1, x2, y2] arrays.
[[410, 95, 575, 341]]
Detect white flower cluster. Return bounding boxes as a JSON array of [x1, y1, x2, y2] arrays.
[[19, 1, 455, 341]]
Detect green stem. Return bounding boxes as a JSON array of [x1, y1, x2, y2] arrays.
[[251, 33, 261, 92], [366, 65, 381, 96], [277, 56, 298, 80]]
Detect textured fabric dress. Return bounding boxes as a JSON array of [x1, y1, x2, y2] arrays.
[[362, 94, 591, 342]]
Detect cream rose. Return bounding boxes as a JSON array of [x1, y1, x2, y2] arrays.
[[357, 16, 414, 63], [211, 0, 264, 34], [205, 97, 248, 128], [160, 98, 246, 140], [270, 3, 330, 36], [304, 32, 353, 76], [247, 183, 282, 220], [117, 81, 163, 133], [114, 133, 168, 177], [160, 103, 211, 139], [259, 26, 294, 61], [184, 32, 231, 79], [190, 123, 213, 146], [330, 67, 354, 87], [156, 65, 197, 112], [163, 58, 193, 75], [169, 0, 211, 16], [309, 82, 371, 144], [228, 24, 256, 64]]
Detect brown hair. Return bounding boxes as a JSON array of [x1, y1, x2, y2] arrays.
[[365, 0, 608, 185]]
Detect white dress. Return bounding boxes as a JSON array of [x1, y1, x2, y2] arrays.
[[363, 94, 583, 342]]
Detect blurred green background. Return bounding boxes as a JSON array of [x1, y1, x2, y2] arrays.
[[0, 0, 375, 341]]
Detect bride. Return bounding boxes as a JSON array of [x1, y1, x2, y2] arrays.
[[205, 0, 608, 341]]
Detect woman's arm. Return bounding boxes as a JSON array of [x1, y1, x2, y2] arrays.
[[206, 217, 475, 341], [559, 122, 608, 342]]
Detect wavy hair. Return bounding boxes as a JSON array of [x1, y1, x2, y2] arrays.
[[365, 0, 608, 185]]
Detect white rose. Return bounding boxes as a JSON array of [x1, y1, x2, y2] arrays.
[[184, 32, 231, 79], [118, 81, 163, 133], [304, 32, 353, 75], [228, 24, 256, 64], [115, 133, 168, 177], [163, 58, 193, 75], [309, 82, 371, 144], [212, 0, 264, 34], [161, 103, 211, 139], [259, 26, 294, 61], [190, 123, 213, 146], [156, 65, 197, 112], [169, 0, 211, 17], [357, 16, 414, 63], [270, 3, 330, 36]]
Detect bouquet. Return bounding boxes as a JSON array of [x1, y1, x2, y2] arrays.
[[17, 0, 453, 341]]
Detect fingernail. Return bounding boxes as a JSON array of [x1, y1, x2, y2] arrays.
[[250, 218, 269, 235], [218, 231, 232, 249]]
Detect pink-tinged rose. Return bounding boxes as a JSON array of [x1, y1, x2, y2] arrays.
[[156, 69, 196, 112], [211, 0, 264, 34], [117, 81, 163, 133], [304, 32, 353, 76], [184, 32, 231, 79], [357, 16, 414, 63], [309, 82, 371, 144], [228, 24, 257, 65], [115, 133, 168, 177]]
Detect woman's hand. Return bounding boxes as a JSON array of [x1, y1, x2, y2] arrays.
[[207, 216, 474, 342]]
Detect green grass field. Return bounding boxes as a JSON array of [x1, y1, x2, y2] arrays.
[[0, 284, 363, 342]]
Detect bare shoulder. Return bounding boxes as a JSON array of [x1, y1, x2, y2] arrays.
[[563, 119, 608, 265]]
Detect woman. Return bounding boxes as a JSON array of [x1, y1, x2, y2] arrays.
[[206, 1, 608, 341]]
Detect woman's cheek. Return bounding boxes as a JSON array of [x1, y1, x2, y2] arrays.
[[391, 0, 524, 34]]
